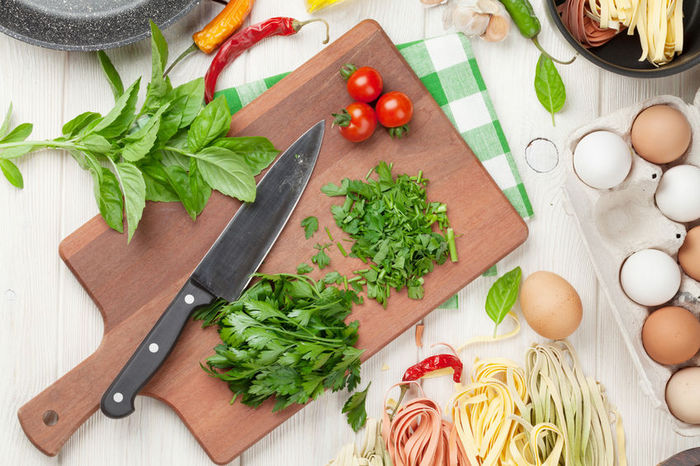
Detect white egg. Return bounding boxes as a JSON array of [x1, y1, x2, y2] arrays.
[[620, 249, 681, 306], [574, 131, 632, 189], [655, 165, 700, 223]]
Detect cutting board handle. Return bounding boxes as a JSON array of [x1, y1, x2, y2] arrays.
[[17, 340, 114, 456]]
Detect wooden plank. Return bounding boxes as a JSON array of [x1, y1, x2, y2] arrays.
[[16, 19, 526, 464]]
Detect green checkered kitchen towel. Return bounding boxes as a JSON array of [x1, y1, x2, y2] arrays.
[[217, 33, 533, 305], [218, 32, 533, 220]]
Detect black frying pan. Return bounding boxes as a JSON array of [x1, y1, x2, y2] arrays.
[[0, 0, 200, 51], [547, 0, 700, 77]]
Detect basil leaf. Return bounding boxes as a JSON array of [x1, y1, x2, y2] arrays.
[[80, 134, 112, 154], [213, 136, 278, 175], [301, 216, 318, 239], [121, 104, 169, 162], [140, 161, 179, 202], [155, 105, 182, 149], [149, 20, 168, 74], [1, 144, 35, 159], [534, 54, 566, 126], [0, 103, 12, 139], [192, 146, 255, 202], [185, 157, 212, 218], [187, 96, 231, 153], [62, 111, 102, 137], [485, 266, 522, 332], [0, 159, 23, 188], [96, 50, 124, 101], [140, 21, 171, 115], [113, 162, 146, 242], [0, 123, 32, 144], [93, 78, 140, 138], [161, 148, 189, 170], [170, 78, 205, 128], [86, 157, 124, 233]]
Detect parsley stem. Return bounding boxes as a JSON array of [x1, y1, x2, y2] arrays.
[[447, 228, 458, 263], [337, 241, 347, 257]]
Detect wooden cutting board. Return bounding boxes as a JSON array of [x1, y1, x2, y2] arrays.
[[18, 20, 527, 464]]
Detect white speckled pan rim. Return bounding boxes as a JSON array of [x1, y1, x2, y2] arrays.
[[0, 0, 200, 51]]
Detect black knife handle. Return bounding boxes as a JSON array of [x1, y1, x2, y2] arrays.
[[100, 280, 215, 419]]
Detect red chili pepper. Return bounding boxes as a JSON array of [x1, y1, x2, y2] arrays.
[[402, 354, 463, 383], [204, 17, 330, 103]]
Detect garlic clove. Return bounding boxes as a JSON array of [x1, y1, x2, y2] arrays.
[[482, 14, 510, 42], [452, 8, 491, 37]]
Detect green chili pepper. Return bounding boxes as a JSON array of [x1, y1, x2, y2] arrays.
[[498, 0, 575, 65]]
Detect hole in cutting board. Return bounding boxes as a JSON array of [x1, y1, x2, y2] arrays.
[[42, 410, 58, 426]]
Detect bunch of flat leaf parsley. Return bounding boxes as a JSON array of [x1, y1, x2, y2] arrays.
[[0, 21, 277, 241], [194, 273, 364, 412], [321, 161, 457, 306]]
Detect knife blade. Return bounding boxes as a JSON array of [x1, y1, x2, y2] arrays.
[[100, 121, 325, 419]]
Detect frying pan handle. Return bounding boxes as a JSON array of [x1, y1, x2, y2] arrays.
[[101, 280, 214, 418]]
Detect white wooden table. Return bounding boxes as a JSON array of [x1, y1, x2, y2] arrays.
[[2, 0, 699, 464]]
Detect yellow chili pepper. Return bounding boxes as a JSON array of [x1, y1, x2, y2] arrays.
[[194, 0, 255, 54], [306, 0, 347, 13]]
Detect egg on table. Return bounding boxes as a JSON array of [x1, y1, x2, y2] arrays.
[[620, 249, 681, 306], [520, 271, 583, 340], [631, 105, 692, 165], [679, 226, 700, 282], [666, 367, 700, 425], [573, 131, 632, 189], [655, 165, 700, 223], [642, 306, 700, 365]]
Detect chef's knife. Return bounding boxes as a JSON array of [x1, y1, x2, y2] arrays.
[[101, 121, 325, 419]]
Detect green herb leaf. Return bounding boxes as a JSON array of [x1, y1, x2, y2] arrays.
[[213, 136, 278, 175], [87, 161, 124, 233], [62, 112, 102, 138], [187, 95, 231, 153], [323, 271, 343, 284], [0, 103, 12, 139], [0, 123, 32, 144], [192, 147, 255, 202], [149, 20, 168, 74], [296, 263, 313, 274], [113, 162, 146, 242], [312, 243, 332, 270], [96, 50, 124, 101], [301, 216, 319, 239], [534, 53, 566, 126], [140, 161, 180, 203], [169, 78, 205, 129], [81, 134, 112, 154], [0, 159, 23, 188], [139, 21, 172, 115], [321, 181, 348, 197], [93, 78, 140, 138], [121, 104, 168, 162], [342, 383, 370, 432], [485, 266, 522, 334]]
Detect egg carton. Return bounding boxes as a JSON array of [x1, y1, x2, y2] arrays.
[[561, 89, 700, 437]]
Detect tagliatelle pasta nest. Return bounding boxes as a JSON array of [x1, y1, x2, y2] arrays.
[[560, 0, 684, 65]]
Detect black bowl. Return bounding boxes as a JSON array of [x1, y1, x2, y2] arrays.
[[546, 1, 700, 77]]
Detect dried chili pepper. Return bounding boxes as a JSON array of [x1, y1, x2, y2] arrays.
[[195, 0, 255, 54], [165, 0, 256, 77], [402, 354, 463, 383], [204, 17, 330, 102], [389, 353, 463, 420]]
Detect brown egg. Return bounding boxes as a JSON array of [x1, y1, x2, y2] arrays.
[[679, 226, 700, 282], [666, 367, 700, 424], [642, 306, 700, 365], [630, 105, 691, 164], [520, 271, 583, 340]]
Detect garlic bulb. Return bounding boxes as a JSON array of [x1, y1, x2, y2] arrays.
[[443, 0, 510, 41]]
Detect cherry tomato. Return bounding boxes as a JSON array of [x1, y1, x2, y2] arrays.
[[376, 91, 413, 128], [341, 64, 383, 103], [332, 102, 377, 143]]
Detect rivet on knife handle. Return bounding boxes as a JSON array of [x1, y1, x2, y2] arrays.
[[100, 280, 215, 418]]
